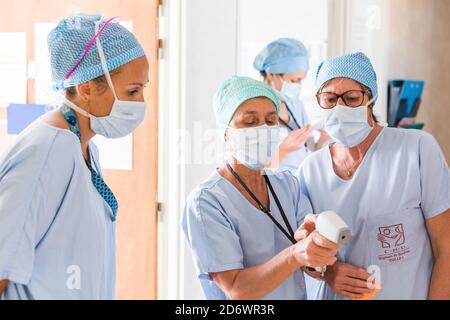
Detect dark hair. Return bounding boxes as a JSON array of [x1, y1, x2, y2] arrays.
[[260, 70, 284, 83], [65, 69, 120, 97]]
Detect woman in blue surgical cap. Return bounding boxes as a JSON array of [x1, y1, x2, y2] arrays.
[[298, 52, 450, 300], [182, 76, 339, 300], [0, 14, 149, 299], [254, 38, 330, 172]]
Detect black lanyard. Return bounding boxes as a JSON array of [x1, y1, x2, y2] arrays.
[[226, 163, 296, 244], [280, 103, 302, 132]]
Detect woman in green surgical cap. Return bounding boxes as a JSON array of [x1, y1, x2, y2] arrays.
[[181, 76, 339, 300], [254, 38, 330, 172]]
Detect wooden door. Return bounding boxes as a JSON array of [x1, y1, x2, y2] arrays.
[[0, 0, 159, 299]]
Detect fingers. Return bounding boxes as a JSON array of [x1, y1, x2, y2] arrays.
[[304, 243, 338, 266], [311, 231, 340, 251], [304, 253, 337, 268], [339, 290, 364, 300], [346, 267, 371, 281], [290, 126, 313, 139], [343, 278, 373, 292], [294, 129, 313, 145], [307, 241, 336, 259], [294, 214, 317, 241], [294, 229, 308, 242]]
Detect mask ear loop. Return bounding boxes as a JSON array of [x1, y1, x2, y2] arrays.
[[366, 93, 378, 107], [94, 18, 120, 100]]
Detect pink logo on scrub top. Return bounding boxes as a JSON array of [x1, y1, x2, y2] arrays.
[[376, 223, 410, 263]]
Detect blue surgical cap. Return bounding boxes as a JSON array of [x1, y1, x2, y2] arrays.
[[48, 13, 145, 90], [214, 76, 281, 137], [253, 38, 309, 74], [315, 52, 378, 99]]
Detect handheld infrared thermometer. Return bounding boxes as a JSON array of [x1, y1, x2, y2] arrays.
[[314, 211, 351, 276]]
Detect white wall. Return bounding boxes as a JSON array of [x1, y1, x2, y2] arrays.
[[335, 0, 391, 122], [237, 0, 329, 123], [181, 0, 239, 300], [158, 0, 239, 300]]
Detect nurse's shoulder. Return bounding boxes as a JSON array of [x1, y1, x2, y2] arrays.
[[0, 117, 81, 175], [267, 167, 301, 190], [182, 170, 236, 244], [184, 171, 226, 212], [381, 126, 441, 153]]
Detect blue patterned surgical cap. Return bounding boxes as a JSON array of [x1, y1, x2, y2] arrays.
[[48, 13, 145, 90], [315, 52, 378, 98], [253, 38, 309, 74]]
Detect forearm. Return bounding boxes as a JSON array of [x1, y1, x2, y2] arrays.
[[228, 246, 300, 299], [428, 254, 450, 299], [0, 279, 9, 296]]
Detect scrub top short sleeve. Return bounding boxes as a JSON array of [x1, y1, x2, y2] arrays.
[[418, 133, 450, 219], [182, 189, 244, 276]]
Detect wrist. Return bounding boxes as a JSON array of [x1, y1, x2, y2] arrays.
[[287, 245, 303, 270], [323, 262, 337, 284]]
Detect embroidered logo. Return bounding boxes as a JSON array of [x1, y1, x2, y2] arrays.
[[376, 223, 410, 262]]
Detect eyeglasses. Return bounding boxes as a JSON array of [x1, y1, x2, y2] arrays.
[[315, 90, 369, 109]]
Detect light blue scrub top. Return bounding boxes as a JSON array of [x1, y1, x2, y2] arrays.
[[297, 127, 450, 300], [182, 169, 312, 300], [0, 119, 116, 300], [278, 96, 310, 173]]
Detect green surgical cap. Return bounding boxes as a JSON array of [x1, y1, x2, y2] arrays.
[[213, 76, 281, 137]]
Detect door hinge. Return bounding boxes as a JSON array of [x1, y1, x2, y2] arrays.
[[157, 202, 164, 222], [158, 38, 165, 60], [158, 0, 165, 17]]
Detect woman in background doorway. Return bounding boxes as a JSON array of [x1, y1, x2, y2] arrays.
[[254, 38, 330, 172]]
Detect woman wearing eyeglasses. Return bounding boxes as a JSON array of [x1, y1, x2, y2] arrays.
[[298, 52, 450, 300]]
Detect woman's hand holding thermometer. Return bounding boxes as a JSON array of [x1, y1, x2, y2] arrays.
[[295, 211, 351, 276], [290, 213, 340, 269]]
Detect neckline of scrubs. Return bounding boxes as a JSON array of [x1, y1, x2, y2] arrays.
[[37, 117, 101, 174], [326, 127, 386, 183], [214, 169, 275, 214]]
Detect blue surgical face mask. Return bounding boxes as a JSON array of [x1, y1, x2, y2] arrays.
[[227, 124, 281, 169], [62, 19, 147, 139], [276, 77, 302, 101], [323, 96, 377, 148], [282, 81, 302, 100]]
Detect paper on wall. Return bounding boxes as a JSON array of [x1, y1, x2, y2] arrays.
[[0, 33, 27, 108]]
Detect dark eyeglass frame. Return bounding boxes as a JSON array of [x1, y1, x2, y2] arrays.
[[315, 90, 370, 109]]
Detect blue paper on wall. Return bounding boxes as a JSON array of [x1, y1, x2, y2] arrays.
[[6, 104, 52, 134]]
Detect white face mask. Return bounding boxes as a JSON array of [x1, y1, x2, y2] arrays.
[[322, 96, 377, 148], [278, 78, 302, 101], [227, 125, 281, 170], [63, 19, 147, 139]]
